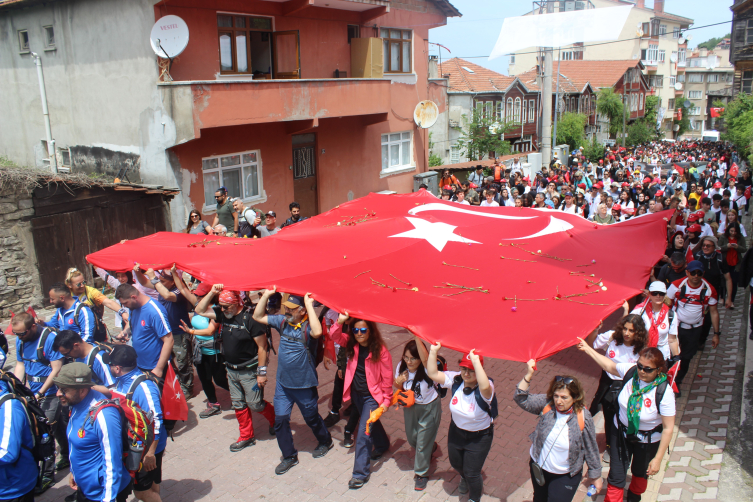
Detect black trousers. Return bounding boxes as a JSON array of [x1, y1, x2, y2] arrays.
[[607, 425, 660, 489], [76, 482, 132, 502], [698, 311, 714, 350], [729, 269, 740, 304], [331, 370, 345, 413], [195, 353, 229, 404], [0, 490, 34, 502], [447, 421, 493, 502], [530, 459, 583, 502], [677, 325, 703, 385]]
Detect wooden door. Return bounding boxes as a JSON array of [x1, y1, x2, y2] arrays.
[[292, 133, 318, 217], [273, 31, 300, 79]]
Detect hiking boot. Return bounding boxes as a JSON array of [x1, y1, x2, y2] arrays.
[[56, 456, 70, 471], [343, 431, 354, 448], [414, 475, 429, 491], [275, 456, 299, 475], [323, 411, 340, 428], [229, 437, 256, 452], [348, 476, 370, 489], [35, 477, 54, 496], [313, 441, 334, 458], [64, 493, 77, 502], [199, 403, 221, 419], [458, 476, 469, 494]]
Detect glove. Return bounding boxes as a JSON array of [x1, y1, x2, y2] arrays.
[[390, 389, 415, 409], [365, 407, 385, 435]]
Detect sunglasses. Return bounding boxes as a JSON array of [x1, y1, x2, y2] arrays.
[[689, 270, 703, 277], [650, 291, 665, 297], [214, 195, 223, 199], [555, 376, 574, 385], [12, 329, 27, 336], [191, 214, 200, 218], [352, 327, 368, 334], [636, 362, 657, 373], [219, 304, 235, 311]]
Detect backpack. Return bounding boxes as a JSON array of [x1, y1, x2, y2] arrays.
[[277, 317, 320, 366], [451, 375, 498, 419], [0, 369, 56, 463], [541, 402, 585, 432], [83, 398, 155, 478], [17, 327, 55, 366], [84, 342, 116, 385], [621, 366, 668, 416], [80, 291, 108, 343], [676, 278, 709, 306]]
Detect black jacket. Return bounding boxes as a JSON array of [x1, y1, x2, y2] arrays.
[[740, 246, 753, 287]]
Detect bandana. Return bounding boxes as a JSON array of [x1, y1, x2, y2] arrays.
[[644, 302, 669, 349], [218, 290, 243, 306], [626, 370, 667, 435], [287, 314, 309, 330]]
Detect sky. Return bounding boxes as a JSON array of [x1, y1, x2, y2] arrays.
[[429, 0, 734, 75]]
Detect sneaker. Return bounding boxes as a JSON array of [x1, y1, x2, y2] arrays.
[[343, 431, 354, 448], [458, 476, 469, 495], [199, 403, 221, 419], [348, 476, 370, 489], [313, 441, 334, 458], [323, 411, 340, 428], [602, 449, 610, 464], [275, 456, 299, 475], [370, 447, 387, 461], [56, 456, 70, 471], [64, 493, 76, 502], [414, 475, 429, 491], [35, 478, 54, 496], [229, 437, 256, 452]]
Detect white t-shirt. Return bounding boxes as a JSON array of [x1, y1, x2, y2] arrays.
[[480, 200, 500, 207], [593, 330, 640, 380], [394, 366, 438, 405], [442, 371, 494, 431], [530, 411, 570, 475], [631, 305, 678, 359], [666, 278, 718, 326], [455, 199, 471, 206], [561, 203, 579, 214], [616, 363, 676, 442], [718, 219, 747, 237]]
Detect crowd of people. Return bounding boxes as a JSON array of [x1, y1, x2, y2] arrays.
[[0, 139, 750, 502]]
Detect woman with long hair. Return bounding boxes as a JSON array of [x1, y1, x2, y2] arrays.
[[393, 337, 442, 491], [662, 231, 685, 264], [718, 208, 747, 237], [551, 194, 561, 210], [515, 360, 602, 502], [577, 344, 676, 502], [331, 313, 393, 489], [619, 190, 635, 211], [718, 223, 747, 305], [185, 209, 214, 235]]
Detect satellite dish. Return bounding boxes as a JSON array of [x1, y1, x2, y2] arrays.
[[673, 124, 680, 131], [675, 82, 683, 91], [670, 53, 677, 63], [678, 37, 685, 45], [684, 100, 692, 108], [686, 34, 693, 41], [414, 100, 439, 128], [150, 15, 189, 59]]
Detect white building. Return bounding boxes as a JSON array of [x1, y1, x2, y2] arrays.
[[681, 45, 735, 139]]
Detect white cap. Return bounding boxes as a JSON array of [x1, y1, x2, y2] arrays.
[[648, 281, 667, 294]]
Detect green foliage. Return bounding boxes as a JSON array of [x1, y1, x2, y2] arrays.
[[720, 93, 753, 164], [596, 87, 624, 137], [643, 95, 660, 129], [429, 153, 443, 167], [674, 102, 691, 138], [456, 107, 513, 161], [697, 34, 730, 51], [555, 112, 587, 152], [582, 136, 604, 164], [627, 120, 653, 146]]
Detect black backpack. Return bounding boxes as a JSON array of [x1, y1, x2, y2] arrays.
[[451, 375, 498, 419], [620, 365, 668, 435], [79, 292, 108, 343], [17, 327, 55, 366], [84, 342, 116, 385], [0, 369, 56, 463], [277, 316, 320, 366]]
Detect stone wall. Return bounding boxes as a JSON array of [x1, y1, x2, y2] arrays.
[[0, 186, 43, 318]]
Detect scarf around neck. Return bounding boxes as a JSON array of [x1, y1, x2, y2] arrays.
[[626, 370, 667, 435]]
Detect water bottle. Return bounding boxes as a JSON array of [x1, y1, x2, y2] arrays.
[[586, 484, 597, 498], [126, 440, 144, 472], [39, 433, 56, 462]]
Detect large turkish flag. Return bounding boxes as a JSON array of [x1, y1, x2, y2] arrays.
[[87, 191, 668, 362]]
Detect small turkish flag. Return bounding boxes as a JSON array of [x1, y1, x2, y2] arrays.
[[162, 364, 188, 421], [729, 163, 739, 179], [667, 361, 680, 394], [26, 307, 37, 319], [673, 163, 684, 176]]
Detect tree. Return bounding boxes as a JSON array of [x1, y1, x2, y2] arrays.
[[428, 132, 443, 167], [720, 93, 753, 164], [596, 87, 624, 138], [582, 136, 604, 164], [674, 102, 691, 138], [555, 112, 587, 152], [697, 34, 730, 51], [627, 120, 652, 146], [456, 107, 513, 161]]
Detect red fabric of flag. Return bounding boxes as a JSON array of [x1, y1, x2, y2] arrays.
[[87, 192, 668, 362], [729, 163, 739, 179], [162, 364, 188, 421], [673, 163, 684, 176]]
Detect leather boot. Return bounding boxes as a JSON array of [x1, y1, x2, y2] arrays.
[[230, 408, 255, 452]]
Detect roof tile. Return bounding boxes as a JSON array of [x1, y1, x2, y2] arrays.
[[438, 58, 515, 93]]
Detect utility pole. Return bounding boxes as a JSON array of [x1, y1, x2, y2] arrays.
[[541, 48, 553, 165], [552, 47, 562, 152], [31, 52, 57, 173], [622, 85, 627, 148]]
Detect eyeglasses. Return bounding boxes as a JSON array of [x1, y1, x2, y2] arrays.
[[191, 214, 200, 218], [555, 376, 574, 385], [73, 281, 86, 287], [403, 356, 419, 363], [689, 270, 703, 277], [459, 367, 475, 374], [214, 196, 223, 199], [650, 291, 665, 297], [352, 327, 368, 334], [12, 329, 27, 336], [219, 304, 234, 311], [636, 362, 657, 373]]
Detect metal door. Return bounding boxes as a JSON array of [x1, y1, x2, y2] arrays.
[[292, 134, 318, 217]]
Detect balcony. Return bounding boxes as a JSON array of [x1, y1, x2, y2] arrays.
[[159, 78, 391, 136]]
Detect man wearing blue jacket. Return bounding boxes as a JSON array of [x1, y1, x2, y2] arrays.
[[0, 379, 38, 502], [45, 283, 96, 344], [52, 330, 115, 387], [109, 345, 166, 502], [55, 363, 132, 502]]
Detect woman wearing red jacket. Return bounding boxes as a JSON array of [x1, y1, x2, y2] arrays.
[[330, 312, 393, 489]]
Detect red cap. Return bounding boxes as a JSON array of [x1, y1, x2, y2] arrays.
[[459, 352, 483, 369], [595, 181, 604, 188], [621, 182, 629, 187], [655, 190, 664, 197], [643, 177, 651, 184], [696, 210, 705, 218], [524, 176, 530, 182], [713, 182, 722, 189], [578, 183, 586, 189], [599, 159, 604, 164], [469, 183, 478, 189], [687, 224, 702, 233], [501, 178, 508, 183], [687, 213, 701, 222], [443, 185, 451, 190], [194, 283, 213, 297], [612, 203, 622, 211]]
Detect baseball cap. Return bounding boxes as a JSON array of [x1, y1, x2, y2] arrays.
[[655, 190, 664, 197], [282, 295, 305, 310], [687, 213, 701, 222], [459, 352, 484, 369], [648, 281, 667, 294], [621, 182, 629, 187], [687, 223, 702, 233], [443, 185, 451, 190], [687, 260, 705, 273], [643, 177, 651, 184], [501, 178, 508, 183], [109, 345, 138, 368], [695, 210, 706, 218], [595, 181, 604, 189], [194, 282, 213, 297], [53, 362, 94, 388], [266, 210, 277, 218], [714, 182, 722, 189], [469, 183, 478, 189], [612, 203, 622, 211], [564, 192, 573, 197], [599, 159, 604, 164]]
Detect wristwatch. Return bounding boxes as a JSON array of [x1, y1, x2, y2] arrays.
[[150, 277, 160, 285], [257, 366, 267, 376]]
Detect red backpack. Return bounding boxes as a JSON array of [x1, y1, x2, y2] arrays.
[[83, 398, 155, 478]]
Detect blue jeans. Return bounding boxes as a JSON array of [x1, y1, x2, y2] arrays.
[[273, 381, 331, 459], [351, 391, 390, 480]]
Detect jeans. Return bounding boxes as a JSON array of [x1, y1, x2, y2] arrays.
[[196, 353, 229, 404], [676, 325, 703, 385], [39, 395, 68, 479], [447, 420, 494, 502], [530, 459, 583, 502], [403, 397, 442, 476], [172, 333, 194, 397], [351, 391, 390, 480], [273, 382, 331, 459]]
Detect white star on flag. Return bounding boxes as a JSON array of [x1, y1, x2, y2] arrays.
[[389, 217, 480, 252]]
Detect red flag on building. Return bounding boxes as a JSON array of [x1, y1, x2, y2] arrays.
[[676, 109, 682, 121], [162, 364, 188, 421], [710, 107, 724, 118], [86, 192, 668, 362]]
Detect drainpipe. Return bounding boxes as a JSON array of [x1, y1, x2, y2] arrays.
[[31, 52, 57, 173]]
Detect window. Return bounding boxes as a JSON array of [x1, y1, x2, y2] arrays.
[[381, 132, 412, 171], [484, 102, 493, 119], [202, 150, 263, 209], [670, 76, 676, 86], [649, 75, 664, 88], [688, 73, 704, 83], [514, 97, 521, 123], [707, 74, 719, 83], [450, 146, 460, 164], [660, 25, 667, 37], [496, 102, 504, 120], [510, 54, 516, 64], [687, 90, 702, 99], [673, 27, 681, 38], [506, 98, 513, 120], [381, 28, 411, 73], [734, 19, 753, 46], [59, 148, 71, 167], [522, 100, 527, 124], [560, 50, 583, 61], [742, 70, 753, 94], [217, 14, 272, 74], [659, 50, 665, 63], [678, 48, 686, 64], [642, 22, 650, 37], [639, 93, 644, 110], [347, 25, 360, 44], [44, 26, 55, 48], [528, 100, 535, 123], [677, 74, 685, 83], [690, 107, 702, 116], [18, 30, 29, 52], [647, 44, 658, 62], [671, 50, 678, 63], [668, 98, 675, 109]]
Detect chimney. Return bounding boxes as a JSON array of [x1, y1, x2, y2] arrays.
[[654, 0, 664, 13], [428, 55, 438, 79], [635, 0, 645, 8], [700, 47, 708, 57]]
